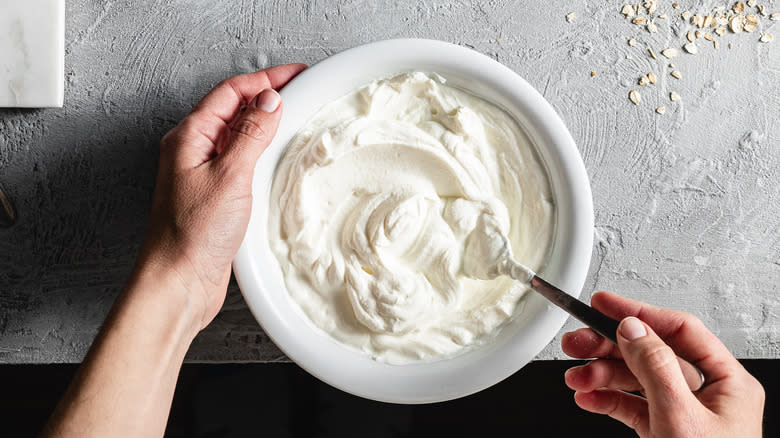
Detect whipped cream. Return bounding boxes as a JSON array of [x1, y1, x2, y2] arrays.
[[268, 72, 555, 363]]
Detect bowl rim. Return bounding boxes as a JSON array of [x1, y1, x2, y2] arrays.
[[233, 38, 593, 404]]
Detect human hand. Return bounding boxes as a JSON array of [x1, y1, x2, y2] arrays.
[[562, 291, 764, 437], [135, 64, 307, 332]]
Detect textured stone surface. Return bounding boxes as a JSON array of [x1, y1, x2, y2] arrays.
[[1, 0, 778, 363]]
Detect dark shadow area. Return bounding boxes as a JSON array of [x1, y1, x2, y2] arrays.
[[1, 360, 776, 437], [0, 102, 170, 361]]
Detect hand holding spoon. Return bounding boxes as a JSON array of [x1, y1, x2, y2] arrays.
[[462, 215, 705, 392]]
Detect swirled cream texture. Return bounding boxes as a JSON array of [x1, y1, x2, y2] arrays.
[[269, 72, 555, 363]]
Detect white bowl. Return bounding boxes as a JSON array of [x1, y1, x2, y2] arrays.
[[234, 39, 593, 404]]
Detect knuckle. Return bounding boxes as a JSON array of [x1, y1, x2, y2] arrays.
[[160, 128, 179, 148], [678, 310, 703, 328], [177, 116, 200, 132], [591, 359, 615, 384], [746, 374, 765, 400], [161, 117, 198, 148], [605, 394, 621, 416], [215, 78, 233, 91], [639, 344, 677, 372], [231, 116, 268, 142], [604, 394, 644, 432], [625, 409, 644, 431]]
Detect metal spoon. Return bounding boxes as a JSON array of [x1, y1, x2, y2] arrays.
[[463, 214, 705, 392]]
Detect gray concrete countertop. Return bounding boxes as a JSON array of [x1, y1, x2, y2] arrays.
[[1, 1, 778, 363]]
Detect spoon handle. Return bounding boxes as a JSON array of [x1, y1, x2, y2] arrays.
[[530, 276, 618, 343], [529, 275, 705, 392]]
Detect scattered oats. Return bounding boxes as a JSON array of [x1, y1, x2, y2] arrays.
[[591, 71, 596, 77], [715, 27, 727, 36], [714, 40, 720, 49], [629, 90, 641, 105], [566, 12, 577, 23], [622, 4, 635, 17], [704, 32, 715, 41], [644, 0, 658, 14], [747, 0, 757, 7], [669, 62, 676, 68], [639, 75, 650, 85], [659, 13, 668, 19], [757, 5, 766, 16], [695, 30, 703, 39], [730, 15, 744, 33], [671, 70, 682, 79], [627, 55, 634, 59], [681, 11, 692, 21], [733, 1, 746, 14], [670, 91, 680, 101], [656, 106, 666, 114], [648, 72, 657, 84], [744, 23, 757, 32], [704, 15, 715, 27], [648, 48, 658, 59], [745, 14, 759, 25], [684, 42, 699, 54], [661, 47, 680, 58], [629, 38, 638, 46], [717, 15, 729, 26], [647, 20, 658, 32], [633, 16, 648, 25], [729, 42, 734, 48], [687, 31, 696, 42], [771, 12, 780, 21], [760, 33, 774, 42], [672, 3, 680, 9], [692, 14, 705, 27]]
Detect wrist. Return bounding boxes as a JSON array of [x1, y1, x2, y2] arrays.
[[124, 254, 206, 343]]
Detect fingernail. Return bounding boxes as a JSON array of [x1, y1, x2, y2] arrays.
[[565, 364, 588, 380], [252, 89, 281, 112], [619, 316, 647, 341], [564, 365, 582, 381]]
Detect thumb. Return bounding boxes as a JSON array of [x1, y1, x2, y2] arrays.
[[617, 317, 697, 411], [217, 88, 282, 169]]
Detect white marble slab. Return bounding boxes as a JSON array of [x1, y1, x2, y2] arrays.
[[0, 0, 64, 108]]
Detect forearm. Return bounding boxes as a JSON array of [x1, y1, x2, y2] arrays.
[[42, 262, 200, 438], [41, 65, 301, 437]]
